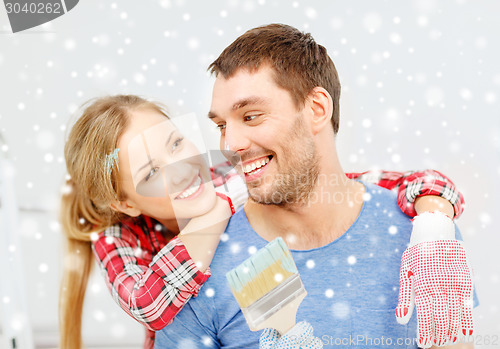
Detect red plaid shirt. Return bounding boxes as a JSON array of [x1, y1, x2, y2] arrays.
[[92, 168, 464, 349]]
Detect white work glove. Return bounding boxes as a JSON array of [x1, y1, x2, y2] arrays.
[[259, 321, 323, 349], [396, 212, 474, 348]]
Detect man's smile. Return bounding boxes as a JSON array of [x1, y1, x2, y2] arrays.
[[242, 155, 273, 181]]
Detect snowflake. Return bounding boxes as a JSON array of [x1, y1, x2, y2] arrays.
[[305, 7, 317, 19], [388, 225, 398, 235], [479, 213, 491, 225], [325, 289, 334, 298], [64, 39, 76, 51], [475, 36, 488, 49], [44, 153, 54, 163], [111, 324, 126, 337], [362, 192, 372, 202], [485, 92, 496, 104], [425, 86, 444, 107], [90, 283, 101, 294], [202, 336, 213, 346], [50, 221, 60, 232], [347, 255, 357, 265], [230, 243, 240, 254], [332, 302, 350, 319], [187, 37, 200, 50], [306, 259, 315, 269], [460, 88, 473, 101], [205, 288, 215, 297], [38, 263, 49, 273], [93, 310, 106, 322], [363, 13, 382, 33], [133, 72, 146, 85]]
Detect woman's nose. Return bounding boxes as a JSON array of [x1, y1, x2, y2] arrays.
[[164, 159, 193, 187]]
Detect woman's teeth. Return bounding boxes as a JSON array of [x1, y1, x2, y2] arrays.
[[176, 175, 202, 199], [243, 157, 270, 175]]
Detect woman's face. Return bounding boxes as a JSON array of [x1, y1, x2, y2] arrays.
[[116, 108, 216, 223]]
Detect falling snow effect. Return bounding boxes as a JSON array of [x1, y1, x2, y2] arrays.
[[332, 302, 351, 319], [306, 259, 315, 269], [388, 225, 398, 235], [205, 288, 215, 298], [347, 255, 357, 265], [325, 289, 334, 298]]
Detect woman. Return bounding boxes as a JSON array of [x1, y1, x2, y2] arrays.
[[59, 95, 464, 349]]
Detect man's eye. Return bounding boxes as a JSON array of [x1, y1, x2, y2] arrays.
[[172, 137, 184, 151], [244, 115, 258, 122], [145, 167, 160, 182]]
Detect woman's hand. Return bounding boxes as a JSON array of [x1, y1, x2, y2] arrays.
[[177, 194, 234, 272], [180, 195, 233, 235]]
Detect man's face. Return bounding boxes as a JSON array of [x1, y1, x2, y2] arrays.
[[209, 65, 320, 206]]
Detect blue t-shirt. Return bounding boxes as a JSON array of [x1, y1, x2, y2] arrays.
[[155, 183, 464, 348]]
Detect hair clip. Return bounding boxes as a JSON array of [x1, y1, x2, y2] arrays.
[[104, 148, 120, 178]]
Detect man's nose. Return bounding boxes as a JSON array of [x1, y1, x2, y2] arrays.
[[223, 122, 251, 155]]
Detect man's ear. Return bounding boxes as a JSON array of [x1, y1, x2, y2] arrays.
[[110, 200, 141, 217], [307, 87, 333, 135]]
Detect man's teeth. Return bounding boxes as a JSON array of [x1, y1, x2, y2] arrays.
[[244, 157, 269, 174], [177, 176, 202, 199]]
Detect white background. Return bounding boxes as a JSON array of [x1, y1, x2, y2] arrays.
[[0, 0, 499, 348]]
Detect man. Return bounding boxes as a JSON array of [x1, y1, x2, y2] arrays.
[[155, 24, 474, 348]]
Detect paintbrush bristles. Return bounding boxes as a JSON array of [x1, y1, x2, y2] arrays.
[[226, 237, 298, 308], [232, 260, 295, 307]]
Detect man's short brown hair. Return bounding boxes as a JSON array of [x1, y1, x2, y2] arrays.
[[208, 23, 341, 134]]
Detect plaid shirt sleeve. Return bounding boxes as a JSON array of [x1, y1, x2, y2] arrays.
[[92, 224, 210, 332], [345, 169, 465, 219]]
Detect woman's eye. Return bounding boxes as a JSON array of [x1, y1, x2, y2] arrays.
[[172, 137, 184, 151], [145, 167, 160, 182], [216, 124, 226, 131]]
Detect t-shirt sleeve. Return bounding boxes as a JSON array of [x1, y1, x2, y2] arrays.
[[154, 301, 220, 349]]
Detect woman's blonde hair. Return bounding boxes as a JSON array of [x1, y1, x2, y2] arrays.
[[59, 95, 168, 349]]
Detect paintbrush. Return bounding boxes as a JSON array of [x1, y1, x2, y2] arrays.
[[226, 237, 307, 335]]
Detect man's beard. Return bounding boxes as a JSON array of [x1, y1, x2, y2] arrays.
[[247, 115, 320, 207]]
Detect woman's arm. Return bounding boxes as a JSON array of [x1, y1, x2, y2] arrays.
[[415, 195, 454, 217], [92, 225, 210, 331], [346, 169, 464, 218], [92, 194, 234, 331]]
